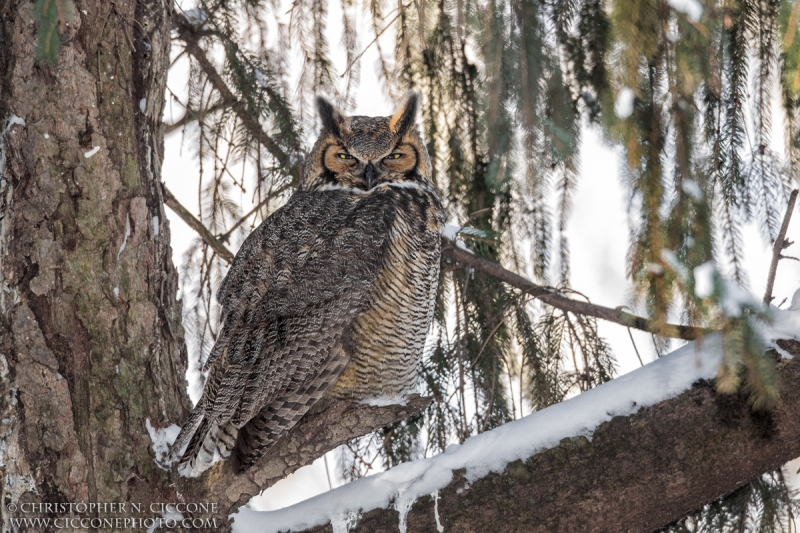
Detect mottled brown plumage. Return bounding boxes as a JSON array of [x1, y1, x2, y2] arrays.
[[172, 93, 444, 476]]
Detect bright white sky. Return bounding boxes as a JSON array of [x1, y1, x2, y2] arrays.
[[162, 0, 800, 514]]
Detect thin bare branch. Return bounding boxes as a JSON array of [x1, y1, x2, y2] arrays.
[[160, 193, 708, 341], [764, 189, 799, 305], [218, 183, 292, 243], [164, 101, 230, 135], [441, 240, 710, 341], [339, 7, 404, 77], [162, 185, 235, 263]]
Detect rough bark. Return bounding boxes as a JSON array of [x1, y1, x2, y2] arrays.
[[0, 0, 189, 527], [292, 341, 800, 533], [177, 396, 432, 518]]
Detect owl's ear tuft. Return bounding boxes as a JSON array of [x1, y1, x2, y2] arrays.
[[389, 92, 419, 136], [316, 97, 343, 137]]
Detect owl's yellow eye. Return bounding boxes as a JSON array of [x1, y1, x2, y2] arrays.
[[338, 152, 354, 160], [385, 152, 403, 160]]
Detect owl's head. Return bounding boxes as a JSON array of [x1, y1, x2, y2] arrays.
[[301, 93, 432, 191]]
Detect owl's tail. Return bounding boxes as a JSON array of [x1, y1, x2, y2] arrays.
[[170, 407, 239, 477]]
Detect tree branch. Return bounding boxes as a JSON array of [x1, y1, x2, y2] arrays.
[[177, 395, 432, 517], [162, 185, 235, 263], [294, 340, 800, 533], [172, 13, 303, 181], [764, 189, 798, 305], [441, 240, 709, 340], [164, 101, 230, 135], [217, 183, 292, 243]]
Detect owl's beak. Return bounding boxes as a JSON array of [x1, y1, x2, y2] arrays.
[[365, 163, 377, 189]]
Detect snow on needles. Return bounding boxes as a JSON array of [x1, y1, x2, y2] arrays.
[[667, 0, 703, 22], [614, 87, 635, 119]]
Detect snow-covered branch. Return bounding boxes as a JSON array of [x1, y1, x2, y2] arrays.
[[231, 309, 800, 533]]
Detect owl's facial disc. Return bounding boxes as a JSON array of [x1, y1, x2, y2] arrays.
[[304, 92, 430, 191]]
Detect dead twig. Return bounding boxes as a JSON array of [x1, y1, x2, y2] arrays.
[[172, 12, 303, 181], [764, 189, 799, 305], [162, 185, 235, 263]]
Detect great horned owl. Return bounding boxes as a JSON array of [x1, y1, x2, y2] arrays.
[[172, 93, 444, 476]]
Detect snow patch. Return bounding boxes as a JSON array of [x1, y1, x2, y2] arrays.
[[614, 87, 635, 119], [761, 298, 800, 357], [395, 487, 414, 533], [330, 511, 360, 533], [693, 262, 715, 298], [790, 289, 800, 311], [84, 146, 100, 159], [184, 8, 209, 29], [360, 395, 409, 407], [667, 0, 703, 22], [442, 224, 475, 254], [254, 69, 269, 89], [7, 115, 26, 129], [660, 249, 687, 280], [646, 262, 664, 275], [681, 179, 703, 200], [721, 281, 761, 318], [145, 418, 181, 470], [432, 492, 444, 532], [231, 335, 726, 533], [442, 224, 461, 241]]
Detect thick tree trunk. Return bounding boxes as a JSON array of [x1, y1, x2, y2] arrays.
[[0, 0, 189, 529], [289, 340, 800, 533]]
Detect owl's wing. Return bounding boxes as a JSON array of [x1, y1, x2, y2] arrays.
[[173, 190, 394, 475]]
